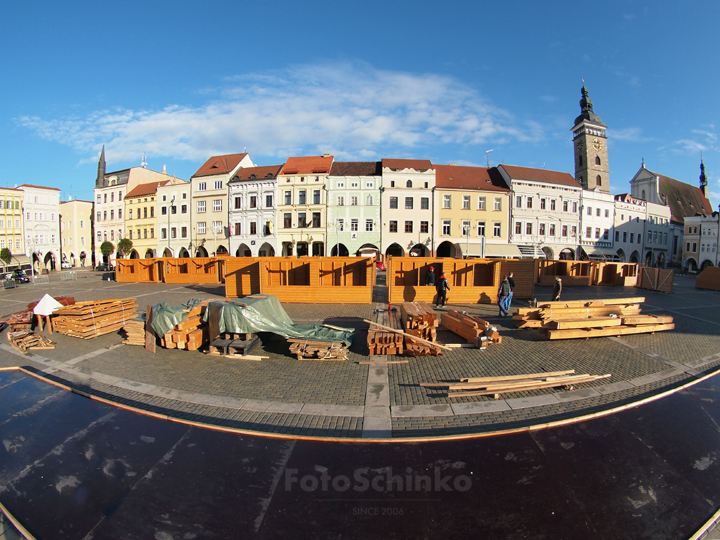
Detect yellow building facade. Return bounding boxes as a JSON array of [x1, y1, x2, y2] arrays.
[[0, 187, 25, 266]]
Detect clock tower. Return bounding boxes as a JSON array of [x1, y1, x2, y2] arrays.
[[571, 85, 609, 193]]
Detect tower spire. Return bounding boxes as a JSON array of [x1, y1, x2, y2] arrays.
[[96, 145, 106, 188], [700, 156, 709, 199]]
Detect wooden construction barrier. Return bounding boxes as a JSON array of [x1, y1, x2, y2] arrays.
[[388, 257, 503, 304], [592, 262, 639, 287], [696, 266, 720, 291], [224, 257, 262, 297], [116, 259, 161, 283], [162, 257, 221, 284], [499, 259, 538, 299], [537, 260, 593, 287], [637, 267, 674, 292]]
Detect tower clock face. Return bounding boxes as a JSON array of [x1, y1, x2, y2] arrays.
[[592, 138, 603, 151], [576, 140, 584, 151]]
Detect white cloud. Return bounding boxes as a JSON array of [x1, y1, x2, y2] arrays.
[[672, 139, 707, 154], [608, 127, 653, 143], [691, 129, 718, 144], [17, 62, 541, 164]]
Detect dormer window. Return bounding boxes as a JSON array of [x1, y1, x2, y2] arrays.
[[406, 180, 412, 188]]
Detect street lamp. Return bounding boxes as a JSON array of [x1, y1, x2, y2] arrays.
[[459, 222, 470, 258]]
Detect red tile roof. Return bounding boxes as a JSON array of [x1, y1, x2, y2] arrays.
[[230, 165, 283, 182], [17, 184, 61, 191], [280, 155, 334, 175], [382, 159, 433, 172], [192, 153, 249, 178], [499, 165, 581, 188], [125, 181, 167, 199], [329, 161, 382, 176], [652, 171, 714, 220], [434, 164, 510, 191]]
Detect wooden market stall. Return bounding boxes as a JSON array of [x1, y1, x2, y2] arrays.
[[537, 260, 593, 287], [696, 266, 720, 291], [592, 262, 639, 287], [162, 257, 221, 284], [116, 259, 161, 283]]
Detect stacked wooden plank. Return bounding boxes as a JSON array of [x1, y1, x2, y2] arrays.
[[0, 310, 33, 332], [27, 296, 75, 311], [367, 308, 404, 356], [421, 370, 611, 399], [288, 339, 348, 361], [53, 299, 138, 339], [513, 297, 674, 339], [7, 330, 56, 354], [399, 301, 443, 356], [161, 301, 210, 351], [440, 310, 502, 346], [123, 319, 146, 346]]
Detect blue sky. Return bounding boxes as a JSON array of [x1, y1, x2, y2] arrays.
[[1, 1, 718, 210]]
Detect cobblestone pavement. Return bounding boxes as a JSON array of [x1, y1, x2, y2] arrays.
[[1, 268, 718, 440]]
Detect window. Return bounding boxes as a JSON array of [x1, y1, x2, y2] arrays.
[[587, 207, 592, 216], [143, 228, 148, 239], [298, 213, 307, 228], [571, 226, 577, 237], [199, 182, 206, 191], [421, 197, 429, 210], [150, 207, 154, 218], [563, 201, 568, 212], [493, 222, 501, 237], [406, 180, 413, 188], [80, 237, 85, 246], [550, 200, 556, 211], [110, 210, 114, 220], [515, 196, 522, 208], [549, 224, 556, 236], [235, 197, 242, 209], [162, 206, 168, 216], [605, 209, 610, 218], [103, 211, 107, 221], [615, 231, 620, 241], [462, 220, 470, 236], [478, 222, 486, 236], [299, 190, 306, 204], [405, 221, 413, 233], [462, 196, 470, 209], [478, 197, 486, 210], [161, 228, 167, 240], [443, 195, 451, 209], [338, 196, 345, 206], [285, 191, 292, 205], [171, 228, 177, 239], [234, 223, 241, 235], [595, 228, 600, 239], [405, 197, 413, 209], [250, 222, 257, 235], [603, 229, 609, 240], [648, 231, 652, 242], [442, 220, 451, 236], [494, 197, 502, 211], [266, 194, 273, 207], [214, 181, 223, 190], [351, 219, 358, 232], [540, 199, 546, 210], [526, 223, 532, 235], [80, 220, 84, 229], [284, 213, 291, 228], [366, 181, 373, 188], [596, 156, 602, 165], [119, 193, 123, 201], [653, 231, 658, 243], [312, 212, 321, 228], [562, 225, 568, 237], [104, 194, 107, 203], [337, 181, 344, 188], [337, 219, 344, 232], [527, 197, 533, 209], [197, 201, 206, 213], [128, 230, 133, 240], [198, 222, 206, 234], [97, 195, 101, 204], [420, 221, 429, 233], [693, 242, 697, 252], [181, 205, 187, 214], [351, 182, 358, 188], [213, 200, 222, 212], [596, 208, 601, 217], [515, 222, 522, 235], [573, 202, 578, 213], [351, 196, 358, 206], [596, 175, 602, 186], [630, 233, 634, 243], [389, 197, 398, 209], [313, 190, 320, 204], [365, 219, 374, 232], [249, 196, 257, 209], [389, 220, 398, 233], [367, 195, 374, 206], [586, 227, 592, 238], [686, 242, 691, 251], [539, 223, 546, 236], [623, 231, 627, 242]]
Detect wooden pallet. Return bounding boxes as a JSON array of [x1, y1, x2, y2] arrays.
[[207, 333, 261, 356], [288, 339, 348, 361], [53, 299, 138, 339], [7, 330, 56, 354]]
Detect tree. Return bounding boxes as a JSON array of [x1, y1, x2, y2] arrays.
[[0, 247, 11, 266], [100, 241, 114, 259], [117, 238, 133, 258]]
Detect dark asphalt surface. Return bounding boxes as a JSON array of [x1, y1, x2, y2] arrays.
[[1, 367, 720, 539]]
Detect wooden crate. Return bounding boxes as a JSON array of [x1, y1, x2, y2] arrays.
[[697, 266, 720, 291], [637, 267, 674, 293]]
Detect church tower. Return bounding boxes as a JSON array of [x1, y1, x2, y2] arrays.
[[571, 86, 609, 193], [95, 145, 106, 188], [700, 157, 709, 199]]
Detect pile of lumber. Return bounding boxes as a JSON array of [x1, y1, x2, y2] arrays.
[[513, 297, 674, 340], [27, 296, 75, 311], [123, 319, 146, 346], [7, 330, 55, 354], [53, 298, 138, 339], [367, 309, 404, 355], [0, 310, 33, 332], [421, 370, 611, 399], [288, 339, 348, 361], [400, 302, 443, 356], [162, 302, 209, 351], [440, 310, 502, 347]]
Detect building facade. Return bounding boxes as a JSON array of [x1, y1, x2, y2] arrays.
[[380, 159, 436, 258], [18, 184, 61, 272], [277, 155, 334, 257], [190, 153, 255, 257], [157, 180, 192, 258], [228, 164, 282, 257], [683, 213, 720, 271], [572, 86, 610, 193], [0, 187, 26, 270], [434, 165, 514, 258], [125, 182, 164, 258], [578, 190, 616, 260], [59, 199, 93, 267], [326, 161, 382, 257]]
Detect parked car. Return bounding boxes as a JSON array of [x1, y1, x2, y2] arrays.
[[376, 261, 386, 271], [61, 261, 72, 269], [11, 270, 30, 283], [96, 263, 114, 271]]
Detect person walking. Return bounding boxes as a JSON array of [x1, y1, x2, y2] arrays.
[[436, 273, 450, 308], [498, 276, 511, 317], [507, 271, 516, 310], [425, 266, 436, 286], [552, 276, 563, 301]]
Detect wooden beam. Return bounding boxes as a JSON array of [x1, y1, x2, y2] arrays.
[[363, 319, 452, 351], [547, 323, 674, 340], [551, 317, 623, 330]]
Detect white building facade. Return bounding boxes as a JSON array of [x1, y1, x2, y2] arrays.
[[578, 189, 616, 260], [18, 184, 61, 271], [157, 180, 192, 258]]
